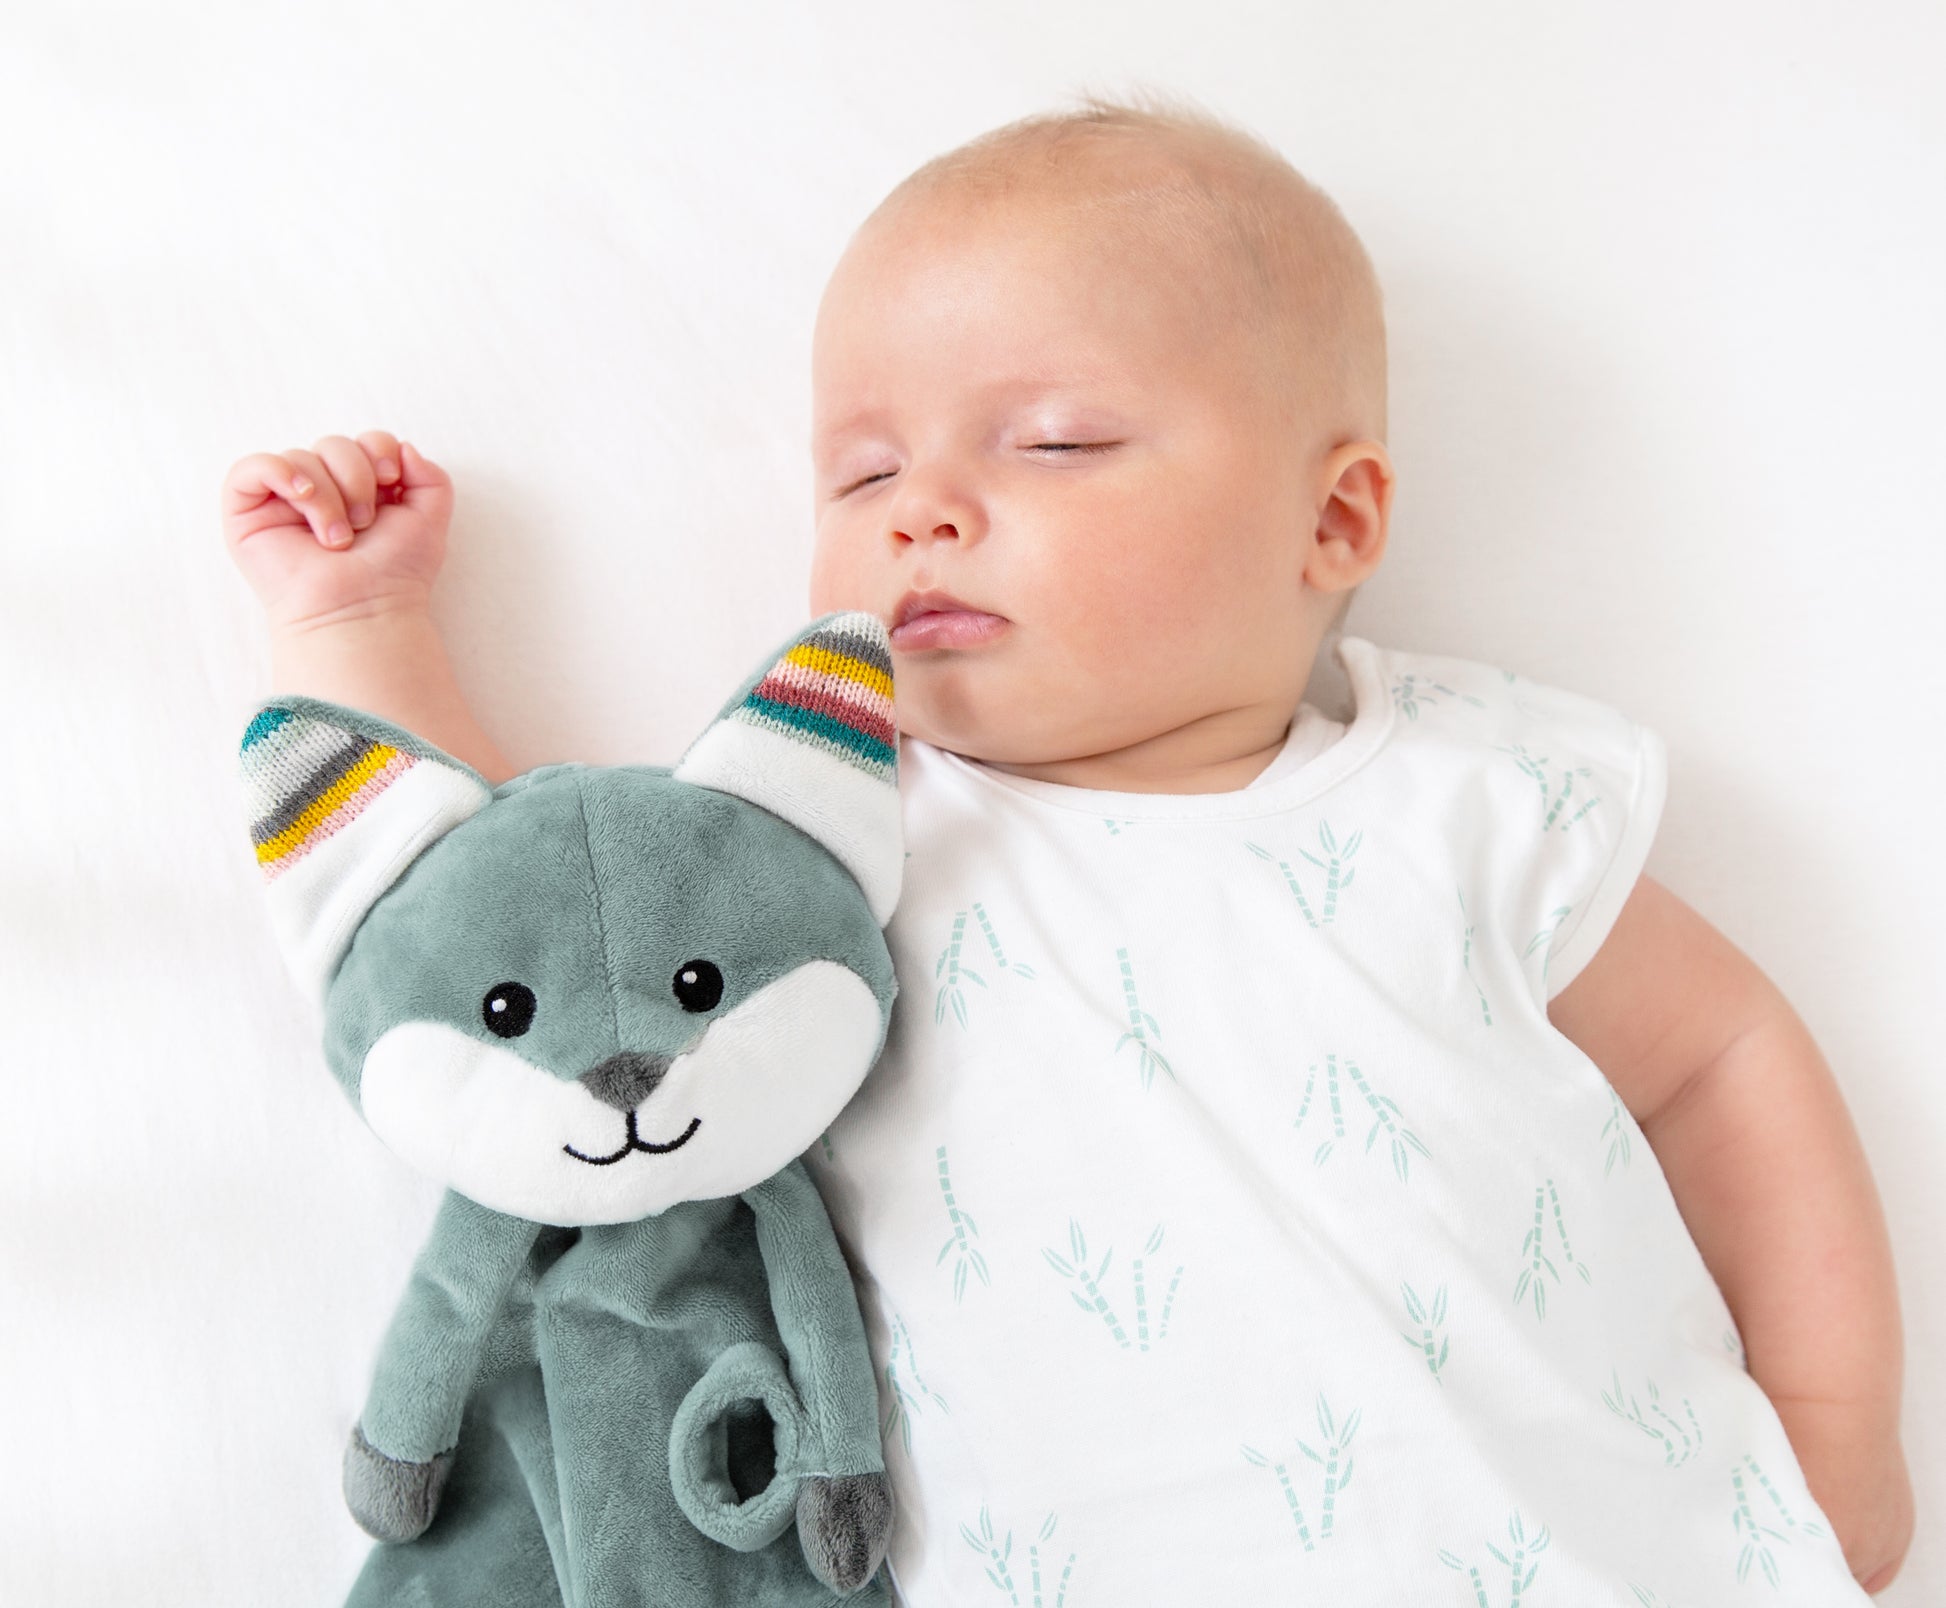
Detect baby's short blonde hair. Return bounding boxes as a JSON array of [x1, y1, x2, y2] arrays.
[[866, 89, 1389, 452]]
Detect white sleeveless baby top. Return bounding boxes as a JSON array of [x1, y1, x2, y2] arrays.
[[807, 634, 1868, 1606]]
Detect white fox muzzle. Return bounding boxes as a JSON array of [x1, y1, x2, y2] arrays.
[[358, 961, 883, 1226]]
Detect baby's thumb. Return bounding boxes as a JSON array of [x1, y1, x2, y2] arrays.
[[394, 441, 454, 516]]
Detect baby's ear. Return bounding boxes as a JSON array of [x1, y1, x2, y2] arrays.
[[239, 697, 494, 1002], [674, 612, 902, 924]]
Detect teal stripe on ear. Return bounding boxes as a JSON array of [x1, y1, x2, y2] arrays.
[[241, 705, 293, 752], [238, 695, 497, 1000], [737, 694, 898, 772]]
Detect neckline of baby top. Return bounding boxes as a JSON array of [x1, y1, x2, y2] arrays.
[[922, 634, 1397, 823]]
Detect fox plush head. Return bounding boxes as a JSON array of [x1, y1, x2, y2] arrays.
[[238, 612, 901, 1226]]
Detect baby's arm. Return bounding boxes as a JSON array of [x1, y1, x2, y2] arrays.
[[221, 431, 518, 785], [1549, 875, 1913, 1595]]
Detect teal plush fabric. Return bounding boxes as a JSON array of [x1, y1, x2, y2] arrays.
[[238, 614, 902, 1606], [322, 764, 894, 1113], [345, 1176, 889, 1606]]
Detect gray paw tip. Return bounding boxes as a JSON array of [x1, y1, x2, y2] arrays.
[[798, 1472, 894, 1595], [342, 1424, 453, 1544]]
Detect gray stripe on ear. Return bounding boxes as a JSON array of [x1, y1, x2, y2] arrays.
[[801, 627, 891, 676], [249, 733, 380, 845]]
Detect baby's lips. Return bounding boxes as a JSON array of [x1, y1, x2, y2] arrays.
[[888, 608, 1011, 652]]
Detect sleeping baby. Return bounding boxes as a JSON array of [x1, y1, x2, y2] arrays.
[[221, 96, 1912, 1602]]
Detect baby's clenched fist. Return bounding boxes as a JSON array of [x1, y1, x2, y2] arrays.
[[221, 432, 455, 633]]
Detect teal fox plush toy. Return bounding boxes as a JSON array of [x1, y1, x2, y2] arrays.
[[237, 613, 901, 1607]]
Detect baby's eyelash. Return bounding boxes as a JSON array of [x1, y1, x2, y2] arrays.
[[831, 470, 894, 500], [830, 442, 1119, 498]]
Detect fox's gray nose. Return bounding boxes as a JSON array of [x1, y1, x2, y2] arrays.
[[581, 1051, 674, 1111]]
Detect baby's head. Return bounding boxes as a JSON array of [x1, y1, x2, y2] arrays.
[[807, 94, 1394, 789]]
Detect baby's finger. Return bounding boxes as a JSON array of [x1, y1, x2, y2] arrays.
[[392, 440, 456, 521], [221, 451, 311, 526], [356, 429, 403, 489], [312, 434, 380, 531], [282, 447, 354, 548]]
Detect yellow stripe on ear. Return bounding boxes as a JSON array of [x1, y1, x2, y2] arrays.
[[255, 743, 404, 866], [784, 643, 894, 701]]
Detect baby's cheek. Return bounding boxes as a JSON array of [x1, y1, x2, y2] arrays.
[[1093, 542, 1229, 651], [805, 530, 873, 616]]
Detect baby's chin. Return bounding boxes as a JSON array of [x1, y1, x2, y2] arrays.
[[888, 637, 1225, 770], [891, 683, 1047, 766], [891, 681, 1132, 771]]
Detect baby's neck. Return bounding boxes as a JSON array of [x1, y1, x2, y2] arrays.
[[979, 699, 1303, 795]]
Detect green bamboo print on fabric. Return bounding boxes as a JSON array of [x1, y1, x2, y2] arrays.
[[1132, 1225, 1184, 1349], [961, 1505, 1018, 1603], [1627, 1588, 1679, 1607], [1295, 1053, 1431, 1181], [1030, 1515, 1076, 1608], [1501, 668, 1556, 726], [1101, 817, 1141, 835], [1523, 904, 1574, 992], [1042, 1219, 1183, 1351], [1391, 671, 1487, 722], [1512, 1179, 1593, 1318], [1246, 820, 1361, 928], [882, 1311, 950, 1456], [1601, 1086, 1635, 1176], [818, 1129, 835, 1163], [1497, 743, 1602, 833], [1240, 1392, 1360, 1552], [1397, 1282, 1451, 1385], [971, 901, 1038, 980], [935, 909, 987, 1027], [1731, 1452, 1830, 1588], [1601, 1367, 1703, 1467], [959, 1507, 1076, 1606], [1723, 1326, 1747, 1370], [935, 1145, 990, 1302], [1458, 886, 1493, 1027], [937, 905, 1036, 1027], [1437, 1511, 1550, 1607], [1112, 947, 1175, 1088]]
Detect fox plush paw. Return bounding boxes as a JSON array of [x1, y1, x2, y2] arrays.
[[343, 1422, 455, 1543], [796, 1471, 894, 1595]]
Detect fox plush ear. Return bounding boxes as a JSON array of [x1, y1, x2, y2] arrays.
[[239, 697, 495, 1001], [674, 612, 902, 925]]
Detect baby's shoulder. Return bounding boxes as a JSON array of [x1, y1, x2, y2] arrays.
[[1350, 636, 1651, 772]]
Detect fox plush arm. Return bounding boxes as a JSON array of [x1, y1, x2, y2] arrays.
[[747, 1160, 883, 1471], [746, 1161, 895, 1581], [345, 1190, 542, 1541]]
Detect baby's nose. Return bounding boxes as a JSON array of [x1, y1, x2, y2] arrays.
[[580, 1051, 674, 1110], [895, 519, 960, 543]]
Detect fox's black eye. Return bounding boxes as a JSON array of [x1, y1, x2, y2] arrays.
[[482, 981, 537, 1038], [672, 960, 724, 1013]]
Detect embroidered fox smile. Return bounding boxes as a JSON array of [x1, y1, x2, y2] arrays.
[[564, 1112, 703, 1166]]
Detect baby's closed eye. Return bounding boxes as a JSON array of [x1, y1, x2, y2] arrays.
[[832, 469, 896, 498]]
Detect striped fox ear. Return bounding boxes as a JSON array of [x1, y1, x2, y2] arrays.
[[239, 698, 494, 1001], [674, 612, 902, 925]]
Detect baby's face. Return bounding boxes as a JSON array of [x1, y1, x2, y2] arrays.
[[808, 186, 1332, 773]]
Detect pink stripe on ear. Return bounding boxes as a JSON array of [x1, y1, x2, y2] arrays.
[[752, 669, 897, 746]]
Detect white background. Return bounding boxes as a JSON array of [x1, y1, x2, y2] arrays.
[[3, 1, 1940, 1601]]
